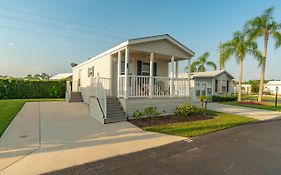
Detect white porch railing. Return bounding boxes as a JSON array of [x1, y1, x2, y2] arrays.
[[91, 77, 111, 97], [119, 75, 189, 97], [91, 76, 111, 119]]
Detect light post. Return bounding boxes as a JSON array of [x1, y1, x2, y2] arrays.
[[275, 87, 279, 107]]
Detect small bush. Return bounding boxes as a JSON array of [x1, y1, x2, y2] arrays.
[[143, 106, 161, 117], [211, 95, 237, 102], [132, 110, 144, 119], [132, 106, 161, 119], [175, 103, 202, 117]]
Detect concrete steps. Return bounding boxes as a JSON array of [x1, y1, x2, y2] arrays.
[[69, 92, 83, 102], [105, 98, 127, 124]]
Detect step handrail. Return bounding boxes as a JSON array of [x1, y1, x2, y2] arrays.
[[95, 75, 107, 120]]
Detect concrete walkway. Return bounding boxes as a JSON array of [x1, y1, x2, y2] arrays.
[[0, 102, 185, 175], [207, 103, 281, 120]]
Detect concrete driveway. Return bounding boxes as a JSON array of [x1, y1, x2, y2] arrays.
[[0, 102, 184, 175]]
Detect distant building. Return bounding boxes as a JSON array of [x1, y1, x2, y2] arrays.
[[240, 84, 252, 95], [50, 73, 72, 81], [179, 70, 234, 101], [264, 81, 281, 95]]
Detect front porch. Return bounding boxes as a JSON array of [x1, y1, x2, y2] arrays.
[[111, 47, 192, 98]]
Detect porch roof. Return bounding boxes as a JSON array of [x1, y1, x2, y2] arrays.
[[74, 34, 195, 69]]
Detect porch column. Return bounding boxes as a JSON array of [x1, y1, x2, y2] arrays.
[[117, 51, 121, 97], [187, 58, 191, 97], [170, 56, 175, 96], [175, 61, 178, 78], [124, 47, 129, 99], [149, 53, 154, 97], [175, 61, 179, 95]]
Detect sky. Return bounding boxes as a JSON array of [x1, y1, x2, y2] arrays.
[[0, 0, 280, 80]]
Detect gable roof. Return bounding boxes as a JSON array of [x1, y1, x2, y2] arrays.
[[178, 70, 234, 79], [128, 34, 195, 56], [266, 81, 281, 85], [73, 34, 194, 69], [50, 73, 72, 80], [191, 70, 234, 79]]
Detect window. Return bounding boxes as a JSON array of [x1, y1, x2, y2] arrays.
[[207, 88, 212, 94], [221, 80, 226, 92], [88, 66, 94, 77], [142, 63, 150, 76], [121, 61, 125, 75], [196, 90, 201, 96]]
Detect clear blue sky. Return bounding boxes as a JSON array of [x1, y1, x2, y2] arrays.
[[0, 0, 280, 80]]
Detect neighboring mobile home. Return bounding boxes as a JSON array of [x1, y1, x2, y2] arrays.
[[69, 34, 194, 123], [264, 81, 281, 95], [179, 70, 234, 101]]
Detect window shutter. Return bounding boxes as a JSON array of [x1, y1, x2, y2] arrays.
[[153, 63, 157, 76], [226, 80, 229, 92], [215, 80, 218, 92], [137, 61, 142, 75]]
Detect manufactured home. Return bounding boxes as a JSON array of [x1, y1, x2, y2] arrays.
[[67, 34, 194, 123], [179, 70, 234, 101]]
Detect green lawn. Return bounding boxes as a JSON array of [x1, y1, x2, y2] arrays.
[[242, 95, 281, 101], [222, 101, 281, 112], [144, 111, 256, 137], [0, 99, 63, 137]]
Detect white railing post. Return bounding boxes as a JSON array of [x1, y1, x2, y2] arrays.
[[124, 47, 129, 99], [149, 52, 154, 97], [187, 58, 191, 97], [117, 51, 121, 97], [170, 56, 175, 96]]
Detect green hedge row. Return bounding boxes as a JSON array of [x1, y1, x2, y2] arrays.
[[0, 79, 66, 99], [211, 95, 237, 102]]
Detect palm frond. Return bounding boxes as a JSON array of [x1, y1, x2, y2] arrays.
[[272, 30, 281, 49], [206, 61, 217, 70]]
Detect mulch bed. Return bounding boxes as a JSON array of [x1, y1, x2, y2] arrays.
[[238, 101, 267, 106], [129, 114, 214, 128]]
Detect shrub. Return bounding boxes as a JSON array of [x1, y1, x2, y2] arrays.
[[0, 79, 66, 99], [143, 106, 161, 117], [175, 103, 202, 117], [132, 106, 161, 119], [211, 95, 237, 102], [132, 110, 144, 119]]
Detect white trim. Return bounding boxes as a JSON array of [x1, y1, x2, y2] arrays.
[[73, 34, 195, 70]]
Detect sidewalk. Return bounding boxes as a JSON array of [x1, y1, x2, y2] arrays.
[[207, 103, 281, 120]]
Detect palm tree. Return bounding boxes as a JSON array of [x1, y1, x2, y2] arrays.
[[244, 7, 281, 102], [186, 52, 217, 72], [219, 42, 225, 70], [221, 31, 262, 102]]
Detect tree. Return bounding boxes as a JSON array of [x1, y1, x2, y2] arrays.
[[221, 31, 262, 101], [186, 52, 217, 72], [218, 42, 225, 70], [244, 7, 281, 101]]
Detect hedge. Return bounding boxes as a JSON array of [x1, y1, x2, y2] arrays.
[[0, 79, 66, 99], [211, 95, 237, 102]]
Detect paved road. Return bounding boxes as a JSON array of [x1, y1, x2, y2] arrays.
[[0, 102, 184, 175], [46, 118, 281, 175], [207, 103, 281, 120]]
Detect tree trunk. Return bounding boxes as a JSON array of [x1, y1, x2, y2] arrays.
[[238, 58, 243, 102], [258, 35, 268, 102]]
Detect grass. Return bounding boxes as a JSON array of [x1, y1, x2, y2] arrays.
[[0, 98, 63, 137], [222, 101, 281, 112], [144, 110, 256, 137], [242, 95, 281, 101]]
